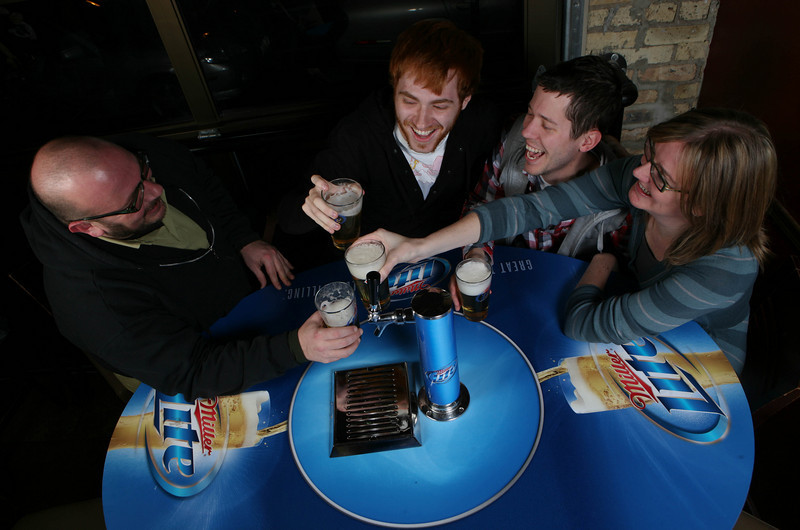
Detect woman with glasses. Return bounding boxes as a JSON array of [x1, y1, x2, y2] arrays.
[[360, 108, 777, 374]]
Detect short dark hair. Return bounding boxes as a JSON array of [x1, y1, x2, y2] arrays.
[[389, 19, 483, 102], [536, 55, 626, 139]]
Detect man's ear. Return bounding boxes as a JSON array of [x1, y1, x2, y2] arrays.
[[579, 129, 602, 153], [460, 94, 472, 111], [68, 221, 105, 238]]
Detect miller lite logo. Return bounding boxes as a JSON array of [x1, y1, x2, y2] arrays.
[[606, 337, 729, 443], [424, 359, 458, 385], [388, 258, 451, 301], [145, 392, 229, 497]]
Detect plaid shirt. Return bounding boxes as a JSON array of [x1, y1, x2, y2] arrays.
[[462, 134, 580, 260], [462, 128, 629, 261]]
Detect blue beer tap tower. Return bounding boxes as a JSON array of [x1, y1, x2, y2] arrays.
[[366, 271, 470, 421]]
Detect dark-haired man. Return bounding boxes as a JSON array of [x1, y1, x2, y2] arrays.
[[462, 54, 635, 263]]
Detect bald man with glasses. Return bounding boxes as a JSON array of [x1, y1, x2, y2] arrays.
[[21, 134, 362, 400]]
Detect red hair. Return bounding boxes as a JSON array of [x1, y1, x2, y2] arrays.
[[389, 19, 482, 101]]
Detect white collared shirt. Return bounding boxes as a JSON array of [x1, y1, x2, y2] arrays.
[[394, 124, 448, 200]]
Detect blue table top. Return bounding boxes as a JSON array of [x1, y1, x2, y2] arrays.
[[102, 246, 753, 529]]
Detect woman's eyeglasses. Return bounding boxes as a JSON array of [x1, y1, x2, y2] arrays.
[[644, 138, 681, 193]]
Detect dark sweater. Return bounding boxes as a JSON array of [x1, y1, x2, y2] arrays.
[[20, 134, 305, 399], [281, 86, 501, 238]]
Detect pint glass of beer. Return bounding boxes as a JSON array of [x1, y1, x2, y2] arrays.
[[314, 282, 358, 327], [455, 258, 492, 322], [322, 178, 364, 251], [345, 239, 390, 311]]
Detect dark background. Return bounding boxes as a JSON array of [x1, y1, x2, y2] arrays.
[[2, 0, 798, 528]]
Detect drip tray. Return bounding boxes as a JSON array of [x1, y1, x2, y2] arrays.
[[331, 362, 420, 458]]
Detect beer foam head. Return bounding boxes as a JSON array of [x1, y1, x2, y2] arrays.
[[561, 357, 604, 414], [345, 240, 386, 279], [326, 189, 363, 215], [318, 297, 356, 327], [324, 180, 363, 214], [456, 259, 491, 296], [220, 391, 269, 448]]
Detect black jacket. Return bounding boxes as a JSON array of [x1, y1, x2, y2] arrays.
[[281, 86, 501, 237], [20, 134, 304, 399]]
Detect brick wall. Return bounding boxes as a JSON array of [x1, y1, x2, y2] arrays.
[[584, 0, 720, 153]]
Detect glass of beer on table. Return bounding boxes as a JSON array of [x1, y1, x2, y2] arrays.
[[322, 178, 364, 251], [314, 282, 358, 327], [455, 258, 492, 322], [345, 239, 390, 311]]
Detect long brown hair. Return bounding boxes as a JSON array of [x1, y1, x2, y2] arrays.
[[648, 108, 777, 266]]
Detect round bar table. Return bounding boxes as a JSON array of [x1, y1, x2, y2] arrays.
[[102, 247, 753, 529]]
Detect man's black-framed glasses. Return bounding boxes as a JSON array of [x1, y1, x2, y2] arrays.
[[644, 137, 681, 193], [70, 152, 150, 222]]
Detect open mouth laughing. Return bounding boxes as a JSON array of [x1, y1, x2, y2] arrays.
[[410, 125, 437, 141], [525, 144, 544, 161]]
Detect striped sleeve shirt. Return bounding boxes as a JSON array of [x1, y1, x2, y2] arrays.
[[472, 156, 758, 373]]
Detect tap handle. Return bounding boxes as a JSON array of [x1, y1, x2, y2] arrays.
[[372, 307, 415, 337], [398, 307, 415, 323], [367, 271, 381, 310]]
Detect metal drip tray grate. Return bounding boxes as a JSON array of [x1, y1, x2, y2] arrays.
[[331, 362, 420, 458]]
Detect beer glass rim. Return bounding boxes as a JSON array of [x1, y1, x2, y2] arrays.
[[344, 239, 385, 266], [322, 179, 363, 208], [455, 257, 492, 284], [314, 281, 356, 313]]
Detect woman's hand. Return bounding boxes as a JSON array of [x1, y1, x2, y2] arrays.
[[354, 229, 423, 280], [357, 213, 483, 280]]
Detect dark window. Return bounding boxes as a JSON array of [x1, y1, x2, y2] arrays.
[[1, 0, 190, 154], [2, 0, 526, 155]]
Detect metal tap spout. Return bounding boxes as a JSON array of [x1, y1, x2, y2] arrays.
[[368, 307, 415, 337], [366, 270, 414, 337]]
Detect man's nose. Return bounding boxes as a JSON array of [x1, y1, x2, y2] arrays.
[[414, 105, 431, 126], [521, 119, 539, 139], [144, 180, 163, 200]]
